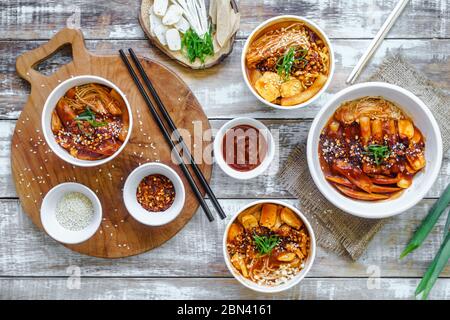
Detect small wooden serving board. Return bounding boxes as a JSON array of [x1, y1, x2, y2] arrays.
[[12, 28, 212, 258], [139, 0, 239, 69]]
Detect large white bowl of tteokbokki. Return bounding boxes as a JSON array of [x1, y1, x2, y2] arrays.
[[307, 82, 443, 219], [223, 200, 316, 293], [242, 15, 334, 110], [42, 75, 133, 167]]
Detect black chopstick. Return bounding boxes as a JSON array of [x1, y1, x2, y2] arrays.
[[127, 48, 227, 220], [119, 50, 215, 222]]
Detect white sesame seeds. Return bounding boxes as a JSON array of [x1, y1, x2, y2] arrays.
[[55, 192, 94, 231]]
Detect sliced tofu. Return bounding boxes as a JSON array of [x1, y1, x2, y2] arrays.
[[248, 68, 263, 85], [153, 0, 168, 16], [398, 119, 414, 140], [149, 9, 164, 37], [280, 207, 303, 230], [166, 28, 181, 51], [51, 111, 63, 133], [254, 72, 282, 102], [276, 252, 296, 262], [231, 253, 248, 277], [162, 4, 183, 26], [238, 204, 262, 224], [272, 207, 283, 231], [241, 214, 258, 231], [280, 78, 303, 98], [227, 223, 243, 242], [174, 16, 190, 33], [260, 203, 278, 229], [154, 23, 169, 45]]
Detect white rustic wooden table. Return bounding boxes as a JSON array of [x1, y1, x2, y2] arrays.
[[1, 0, 449, 300]]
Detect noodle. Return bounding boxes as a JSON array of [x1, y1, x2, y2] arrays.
[[246, 23, 310, 68], [227, 203, 311, 287], [245, 21, 330, 106], [52, 83, 129, 161]]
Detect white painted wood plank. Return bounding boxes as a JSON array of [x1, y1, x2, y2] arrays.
[[0, 0, 449, 40], [1, 277, 449, 300], [1, 39, 449, 120], [1, 120, 450, 198], [0, 198, 449, 278]]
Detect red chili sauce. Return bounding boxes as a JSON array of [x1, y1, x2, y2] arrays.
[[222, 125, 267, 171]]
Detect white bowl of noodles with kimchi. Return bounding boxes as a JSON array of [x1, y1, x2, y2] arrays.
[[242, 15, 334, 110], [307, 82, 443, 219], [42, 75, 133, 167], [223, 200, 316, 293]]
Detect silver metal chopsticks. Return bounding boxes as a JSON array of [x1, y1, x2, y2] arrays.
[[346, 0, 410, 84]]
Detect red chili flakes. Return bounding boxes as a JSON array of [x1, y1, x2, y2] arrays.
[[136, 174, 175, 212]]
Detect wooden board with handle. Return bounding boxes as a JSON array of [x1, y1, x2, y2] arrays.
[[12, 28, 212, 258]]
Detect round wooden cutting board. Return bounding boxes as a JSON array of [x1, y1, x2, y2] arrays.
[[12, 28, 212, 258]]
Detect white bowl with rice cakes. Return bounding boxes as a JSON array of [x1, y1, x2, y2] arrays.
[[307, 82, 443, 219], [223, 200, 316, 293], [242, 15, 335, 110]]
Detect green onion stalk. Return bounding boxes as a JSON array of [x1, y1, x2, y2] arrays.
[[400, 183, 450, 258]]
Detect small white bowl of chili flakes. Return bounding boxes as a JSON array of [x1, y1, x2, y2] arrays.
[[123, 162, 185, 226]]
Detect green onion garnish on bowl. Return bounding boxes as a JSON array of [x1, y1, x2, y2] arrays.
[[75, 107, 108, 128], [363, 144, 390, 165], [253, 234, 280, 256], [276, 47, 308, 81]]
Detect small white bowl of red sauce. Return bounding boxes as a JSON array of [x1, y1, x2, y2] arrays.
[[214, 117, 275, 180]]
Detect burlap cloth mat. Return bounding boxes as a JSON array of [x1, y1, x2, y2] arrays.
[[278, 54, 450, 260]]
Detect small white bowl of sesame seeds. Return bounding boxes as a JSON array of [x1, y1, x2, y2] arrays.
[[40, 182, 102, 244]]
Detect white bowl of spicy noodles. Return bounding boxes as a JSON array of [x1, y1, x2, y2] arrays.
[[42, 75, 133, 167], [307, 82, 443, 219], [223, 200, 316, 293], [241, 15, 335, 110]]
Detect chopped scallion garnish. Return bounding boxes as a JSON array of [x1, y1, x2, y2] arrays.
[[181, 28, 214, 64], [253, 234, 280, 256], [363, 144, 390, 166], [75, 107, 108, 128], [276, 47, 308, 80]]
